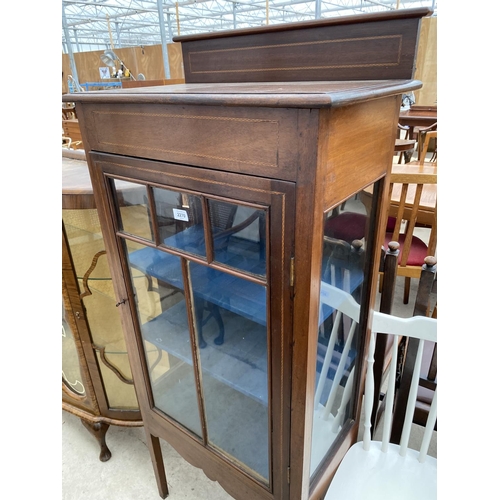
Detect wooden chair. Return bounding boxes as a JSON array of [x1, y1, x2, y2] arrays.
[[62, 135, 72, 149], [62, 106, 77, 120], [372, 249, 437, 433], [322, 237, 365, 298], [414, 122, 437, 163], [62, 131, 82, 150], [62, 119, 84, 150], [324, 291, 437, 500], [324, 210, 368, 244], [390, 256, 437, 442], [370, 241, 401, 431], [312, 242, 371, 473], [403, 126, 437, 168], [312, 281, 361, 466], [384, 170, 437, 304], [318, 236, 365, 352], [394, 124, 416, 164], [419, 130, 437, 164]]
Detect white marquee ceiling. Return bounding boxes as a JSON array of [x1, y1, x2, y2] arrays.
[[62, 0, 437, 52]]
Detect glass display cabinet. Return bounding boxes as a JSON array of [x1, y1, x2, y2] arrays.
[[62, 150, 142, 461], [64, 7, 430, 499]]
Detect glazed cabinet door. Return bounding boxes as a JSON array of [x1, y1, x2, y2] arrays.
[[89, 152, 295, 500], [62, 202, 140, 421], [62, 224, 100, 413]]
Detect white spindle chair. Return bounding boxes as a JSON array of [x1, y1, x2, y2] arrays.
[[311, 283, 359, 472], [324, 304, 437, 500]]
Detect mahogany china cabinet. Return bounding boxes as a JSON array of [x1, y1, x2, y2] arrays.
[[62, 149, 142, 461], [64, 8, 430, 499]]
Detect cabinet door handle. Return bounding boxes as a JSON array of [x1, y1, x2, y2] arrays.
[[115, 299, 127, 307]]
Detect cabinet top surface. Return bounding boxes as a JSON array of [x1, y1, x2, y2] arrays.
[[62, 155, 91, 196], [63, 79, 422, 109], [62, 153, 145, 210]]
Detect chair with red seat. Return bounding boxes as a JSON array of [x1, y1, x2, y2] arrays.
[[383, 170, 437, 304], [323, 211, 367, 243], [324, 211, 399, 252]]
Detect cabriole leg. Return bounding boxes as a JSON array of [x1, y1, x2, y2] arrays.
[[81, 419, 111, 462]]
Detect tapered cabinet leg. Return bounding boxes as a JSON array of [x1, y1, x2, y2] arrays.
[[145, 432, 169, 498], [81, 419, 112, 462]]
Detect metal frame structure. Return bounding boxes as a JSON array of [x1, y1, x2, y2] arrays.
[[62, 0, 437, 53]]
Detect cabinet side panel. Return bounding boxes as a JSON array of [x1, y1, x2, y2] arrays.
[[79, 103, 300, 181], [322, 96, 400, 210]]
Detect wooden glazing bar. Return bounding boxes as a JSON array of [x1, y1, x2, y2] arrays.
[[181, 257, 209, 445]]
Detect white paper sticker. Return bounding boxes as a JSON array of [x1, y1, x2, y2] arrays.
[[173, 208, 189, 221]]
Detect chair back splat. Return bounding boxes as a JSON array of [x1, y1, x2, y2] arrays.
[[384, 168, 437, 304]]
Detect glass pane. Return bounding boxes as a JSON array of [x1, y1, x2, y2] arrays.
[[152, 187, 181, 242], [208, 200, 266, 277], [153, 189, 206, 258], [114, 180, 152, 240], [310, 187, 373, 477], [189, 261, 269, 483], [84, 285, 138, 410], [125, 240, 202, 437], [62, 300, 86, 396], [63, 208, 139, 410]]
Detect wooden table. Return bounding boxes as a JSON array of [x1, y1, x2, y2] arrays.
[[390, 162, 437, 211], [361, 162, 437, 226], [398, 106, 437, 161], [399, 105, 437, 139]]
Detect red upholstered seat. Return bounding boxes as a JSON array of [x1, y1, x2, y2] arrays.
[[386, 216, 396, 232], [324, 212, 366, 242], [325, 212, 398, 244], [384, 232, 428, 266]]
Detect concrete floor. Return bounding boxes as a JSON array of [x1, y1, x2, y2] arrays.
[[62, 409, 233, 500]]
